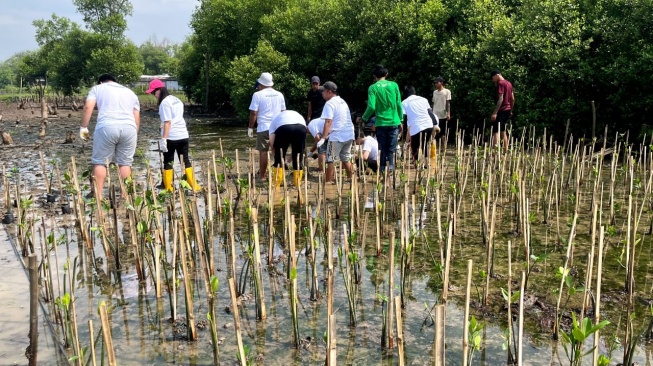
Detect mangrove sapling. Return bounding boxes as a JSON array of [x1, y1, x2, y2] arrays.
[[466, 315, 484, 366], [177, 222, 197, 341], [462, 260, 473, 366], [337, 244, 356, 326], [560, 312, 610, 366], [207, 275, 221, 365]]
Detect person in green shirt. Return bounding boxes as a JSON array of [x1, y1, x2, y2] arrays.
[[357, 64, 403, 173]]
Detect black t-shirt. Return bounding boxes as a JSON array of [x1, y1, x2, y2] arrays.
[[307, 88, 326, 119]]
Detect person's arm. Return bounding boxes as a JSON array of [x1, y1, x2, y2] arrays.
[[322, 119, 332, 139], [162, 121, 171, 138], [81, 99, 96, 128], [306, 101, 312, 122], [445, 100, 451, 121], [361, 87, 377, 122], [492, 93, 503, 122], [510, 91, 515, 116], [427, 108, 437, 125], [248, 110, 258, 129], [362, 150, 370, 160], [133, 109, 140, 132]]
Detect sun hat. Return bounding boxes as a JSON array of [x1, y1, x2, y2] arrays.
[[146, 79, 166, 94], [311, 76, 320, 83], [257, 72, 274, 87]]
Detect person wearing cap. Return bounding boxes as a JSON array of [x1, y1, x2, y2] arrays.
[[248, 72, 286, 181], [268, 110, 307, 187], [357, 64, 403, 174], [432, 76, 451, 127], [306, 117, 327, 172], [80, 74, 140, 200], [146, 79, 200, 192], [317, 81, 355, 183], [490, 69, 514, 151], [306, 76, 325, 122], [402, 86, 439, 163]]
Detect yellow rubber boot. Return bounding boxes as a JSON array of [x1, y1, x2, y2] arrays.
[[163, 169, 174, 192], [293, 170, 304, 187], [274, 167, 284, 189], [184, 167, 201, 192]]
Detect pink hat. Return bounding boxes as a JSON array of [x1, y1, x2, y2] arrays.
[[146, 79, 165, 94]]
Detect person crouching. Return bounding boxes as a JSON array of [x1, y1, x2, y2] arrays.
[[269, 110, 307, 187]]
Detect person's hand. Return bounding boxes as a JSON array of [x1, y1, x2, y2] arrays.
[[79, 127, 89, 140], [491, 113, 497, 122], [247, 128, 254, 138], [356, 117, 363, 124], [160, 138, 168, 153], [316, 138, 326, 148]]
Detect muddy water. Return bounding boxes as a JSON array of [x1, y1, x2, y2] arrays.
[[2, 111, 653, 365]]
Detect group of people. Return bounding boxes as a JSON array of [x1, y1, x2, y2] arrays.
[[79, 66, 513, 197], [79, 74, 200, 199]]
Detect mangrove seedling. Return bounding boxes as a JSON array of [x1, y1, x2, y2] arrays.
[[560, 312, 609, 366]]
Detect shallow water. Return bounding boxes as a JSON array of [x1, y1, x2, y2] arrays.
[[2, 114, 653, 365]]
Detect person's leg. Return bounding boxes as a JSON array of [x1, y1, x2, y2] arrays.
[[256, 131, 270, 179], [376, 126, 389, 172], [386, 126, 399, 171], [338, 140, 354, 178], [410, 133, 420, 162], [325, 141, 340, 183], [92, 164, 107, 199]]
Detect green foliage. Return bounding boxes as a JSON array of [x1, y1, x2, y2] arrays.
[[139, 40, 176, 75], [560, 312, 610, 366], [72, 0, 133, 39], [225, 39, 306, 120]]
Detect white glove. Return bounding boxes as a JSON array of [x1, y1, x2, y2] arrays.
[[79, 127, 89, 140], [160, 138, 168, 153], [316, 138, 326, 148], [247, 128, 254, 138]]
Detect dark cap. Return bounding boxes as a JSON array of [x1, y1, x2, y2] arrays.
[[311, 76, 320, 83], [433, 76, 445, 83], [98, 73, 117, 83], [490, 69, 501, 77], [322, 81, 337, 92]]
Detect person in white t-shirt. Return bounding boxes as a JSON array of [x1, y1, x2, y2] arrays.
[[307, 118, 327, 172], [80, 73, 140, 200], [248, 72, 286, 181], [146, 79, 200, 192], [268, 110, 307, 187], [403, 86, 439, 163], [316, 81, 355, 183], [354, 132, 379, 173]]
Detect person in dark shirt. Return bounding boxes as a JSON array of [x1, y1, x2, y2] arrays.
[[490, 69, 514, 152], [306, 76, 326, 122]]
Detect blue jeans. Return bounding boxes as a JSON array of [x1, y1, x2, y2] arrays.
[[375, 126, 399, 172]]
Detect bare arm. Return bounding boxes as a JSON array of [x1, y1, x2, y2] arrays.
[[362, 150, 370, 160], [133, 109, 140, 132], [492, 94, 503, 121], [322, 119, 333, 139], [248, 110, 258, 129], [81, 99, 96, 128], [445, 100, 451, 120], [162, 121, 171, 138]]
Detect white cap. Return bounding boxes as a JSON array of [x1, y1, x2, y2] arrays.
[[257, 72, 274, 87]]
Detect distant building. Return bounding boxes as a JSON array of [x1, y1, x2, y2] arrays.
[[135, 74, 182, 91]]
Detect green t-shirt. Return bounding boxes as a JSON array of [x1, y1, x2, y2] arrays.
[[362, 79, 403, 127]]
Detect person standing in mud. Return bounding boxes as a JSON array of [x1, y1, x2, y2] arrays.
[[80, 74, 140, 200], [357, 64, 403, 174], [402, 85, 439, 163], [490, 69, 514, 151], [317, 81, 355, 183], [306, 76, 325, 123], [146, 79, 201, 192], [248, 72, 286, 181]]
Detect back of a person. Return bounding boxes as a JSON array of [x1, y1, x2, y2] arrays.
[[325, 96, 354, 142], [363, 136, 379, 161], [160, 95, 188, 140], [254, 88, 286, 131], [91, 82, 139, 128], [498, 79, 513, 112], [370, 80, 401, 126], [402, 95, 434, 134], [270, 110, 306, 134]]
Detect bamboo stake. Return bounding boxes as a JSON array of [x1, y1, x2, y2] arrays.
[[395, 295, 405, 366], [518, 271, 526, 366], [442, 222, 453, 302], [178, 222, 197, 341], [433, 304, 445, 365], [228, 278, 247, 366], [98, 303, 116, 366], [592, 226, 605, 365], [28, 254, 38, 366], [388, 231, 396, 349], [462, 259, 472, 365], [252, 208, 266, 319], [88, 320, 97, 366]]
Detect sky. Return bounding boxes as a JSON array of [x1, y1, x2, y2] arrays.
[[0, 0, 197, 61]]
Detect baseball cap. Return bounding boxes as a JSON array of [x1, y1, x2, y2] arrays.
[[311, 76, 320, 83], [490, 69, 501, 77], [322, 81, 337, 92], [146, 79, 166, 94], [433, 76, 445, 83]]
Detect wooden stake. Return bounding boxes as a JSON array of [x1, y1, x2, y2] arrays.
[[462, 259, 472, 365], [228, 278, 247, 366], [395, 295, 405, 366], [98, 303, 116, 366]]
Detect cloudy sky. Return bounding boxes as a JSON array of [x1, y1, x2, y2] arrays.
[[0, 0, 197, 61]]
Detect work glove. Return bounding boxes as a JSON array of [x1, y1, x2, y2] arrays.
[[316, 138, 326, 149], [79, 127, 89, 140], [247, 128, 254, 138], [160, 138, 168, 153]]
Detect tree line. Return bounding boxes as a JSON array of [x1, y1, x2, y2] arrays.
[[1, 0, 651, 141]]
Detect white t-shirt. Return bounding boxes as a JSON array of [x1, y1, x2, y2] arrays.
[[402, 95, 435, 136], [249, 88, 286, 132], [269, 110, 306, 134], [307, 118, 325, 138], [320, 96, 354, 142], [86, 82, 140, 129], [159, 95, 189, 140], [361, 136, 379, 162], [432, 88, 451, 120]]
